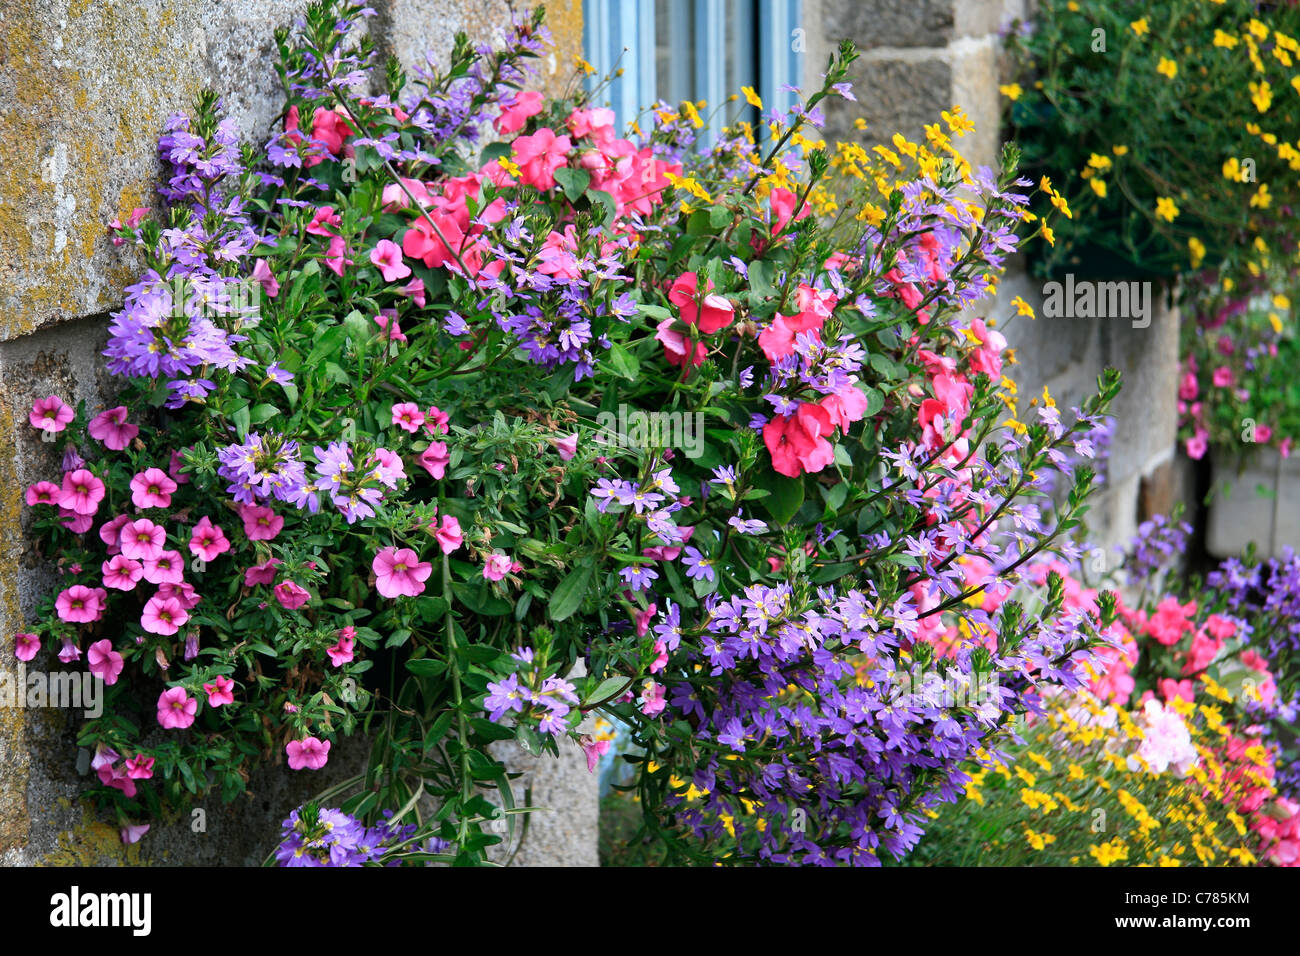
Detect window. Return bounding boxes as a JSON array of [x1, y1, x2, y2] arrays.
[[583, 0, 803, 147]]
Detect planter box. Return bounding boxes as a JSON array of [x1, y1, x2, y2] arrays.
[[1206, 446, 1300, 559]]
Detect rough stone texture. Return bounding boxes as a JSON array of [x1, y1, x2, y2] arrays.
[[820, 0, 956, 49], [822, 56, 953, 157], [1206, 447, 1300, 559], [1, 0, 591, 867]]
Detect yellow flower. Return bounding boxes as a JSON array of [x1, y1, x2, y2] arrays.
[[574, 54, 597, 76], [1251, 183, 1272, 208], [1130, 18, 1149, 37], [1010, 296, 1035, 318], [1248, 18, 1269, 41], [1270, 313, 1285, 334], [1222, 157, 1241, 181], [942, 105, 975, 136], [1087, 153, 1113, 172], [1213, 29, 1239, 49], [498, 155, 522, 179], [854, 117, 869, 131], [1041, 222, 1056, 246], [1249, 80, 1273, 113], [1188, 237, 1206, 268], [1157, 57, 1178, 79], [1090, 178, 1107, 198], [1155, 196, 1180, 221], [1112, 144, 1129, 156], [999, 83, 1023, 101], [741, 86, 763, 109]]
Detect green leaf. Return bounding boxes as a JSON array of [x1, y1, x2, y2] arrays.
[[554, 166, 591, 202], [548, 563, 592, 622], [583, 676, 632, 706], [586, 188, 618, 224], [405, 658, 447, 677], [606, 342, 641, 381], [250, 403, 280, 426], [757, 473, 805, 526], [231, 403, 251, 441]]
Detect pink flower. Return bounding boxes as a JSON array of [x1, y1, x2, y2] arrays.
[[239, 503, 284, 541], [158, 581, 201, 610], [55, 585, 107, 624], [434, 514, 463, 554], [370, 238, 412, 282], [639, 679, 667, 717], [400, 277, 426, 307], [424, 407, 450, 434], [418, 441, 450, 478], [566, 107, 617, 144], [305, 205, 342, 236], [188, 516, 230, 562], [769, 186, 813, 236], [634, 603, 657, 637], [668, 272, 735, 333], [25, 481, 61, 506], [99, 513, 131, 554], [655, 318, 707, 370], [1145, 596, 1197, 646], [120, 823, 150, 845], [87, 639, 125, 685], [275, 580, 311, 610], [203, 674, 236, 707], [102, 554, 143, 591], [142, 550, 184, 586], [326, 627, 356, 667], [97, 762, 137, 798], [120, 518, 166, 562], [1212, 366, 1235, 388], [124, 753, 155, 779], [1158, 678, 1195, 703], [156, 686, 198, 729], [1186, 428, 1208, 460], [244, 558, 282, 587], [58, 507, 94, 534], [141, 595, 188, 636], [286, 736, 331, 770], [325, 234, 353, 275], [87, 406, 139, 450], [14, 632, 40, 662], [30, 395, 74, 432], [130, 467, 177, 509], [252, 257, 280, 297], [59, 469, 106, 516], [374, 309, 408, 343], [554, 432, 579, 461], [1256, 423, 1274, 444], [1183, 629, 1224, 675], [1178, 371, 1199, 401], [510, 127, 572, 190], [649, 639, 668, 674], [495, 89, 543, 135], [1205, 614, 1237, 640], [391, 402, 426, 433], [482, 552, 514, 581], [581, 736, 610, 773], [373, 547, 433, 598], [58, 638, 81, 663]]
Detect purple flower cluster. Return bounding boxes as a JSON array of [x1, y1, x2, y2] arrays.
[[275, 804, 447, 866], [484, 648, 581, 738]]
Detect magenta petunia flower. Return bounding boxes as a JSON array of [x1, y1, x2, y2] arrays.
[[390, 402, 425, 433], [482, 552, 514, 582], [369, 238, 412, 282], [87, 406, 139, 451], [372, 547, 432, 598], [58, 507, 95, 534], [244, 558, 282, 587], [274, 580, 311, 610], [25, 481, 61, 506], [98, 513, 131, 555], [326, 628, 355, 667], [58, 637, 82, 663], [424, 406, 450, 435], [129, 467, 177, 510], [286, 736, 331, 770], [581, 737, 610, 773], [156, 686, 197, 729], [141, 594, 188, 636], [102, 554, 144, 591], [239, 503, 284, 541], [142, 550, 184, 586], [433, 514, 463, 554], [55, 585, 106, 624], [120, 823, 150, 845], [14, 632, 40, 662], [87, 639, 125, 685], [97, 761, 137, 798], [418, 441, 450, 478], [554, 432, 579, 461], [119, 518, 166, 562], [203, 674, 236, 707], [158, 581, 201, 610], [188, 515, 230, 562], [124, 753, 154, 780], [30, 395, 74, 433], [252, 257, 280, 297], [58, 469, 106, 516]]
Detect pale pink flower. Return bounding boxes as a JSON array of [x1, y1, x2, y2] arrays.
[[124, 753, 154, 779], [239, 503, 284, 541], [141, 594, 188, 636], [434, 514, 463, 554], [58, 637, 81, 663], [59, 469, 106, 516], [581, 736, 610, 773], [482, 552, 514, 581], [286, 736, 331, 770], [327, 627, 356, 667], [244, 558, 281, 587], [87, 639, 124, 685], [156, 686, 197, 729], [391, 402, 426, 433], [130, 467, 177, 509], [30, 395, 74, 432], [120, 823, 151, 845], [25, 481, 61, 506], [87, 406, 139, 451], [188, 516, 230, 561], [141, 550, 184, 586], [120, 518, 166, 562], [369, 238, 412, 282], [374, 447, 406, 484], [275, 580, 311, 610], [418, 441, 450, 478], [14, 632, 40, 662], [373, 547, 432, 598], [400, 277, 426, 307], [99, 513, 131, 555], [203, 674, 236, 707], [554, 432, 579, 461], [55, 585, 106, 624], [102, 554, 144, 591], [252, 257, 280, 297], [639, 679, 667, 717]]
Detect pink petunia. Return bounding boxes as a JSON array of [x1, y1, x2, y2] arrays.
[[581, 736, 611, 773], [374, 309, 408, 343], [239, 504, 284, 541], [252, 257, 280, 297], [141, 550, 185, 586], [58, 638, 81, 664], [120, 823, 150, 845], [158, 581, 201, 610], [188, 516, 230, 562], [325, 234, 353, 275], [482, 552, 514, 582], [326, 628, 355, 667], [286, 736, 331, 770], [59, 469, 106, 516], [97, 761, 137, 798], [99, 513, 131, 555], [495, 89, 543, 135], [372, 547, 432, 599], [87, 406, 139, 451], [119, 518, 166, 562], [274, 580, 311, 610], [102, 554, 144, 591], [141, 594, 188, 636], [433, 514, 463, 554], [244, 558, 282, 587], [25, 481, 61, 506], [554, 433, 579, 461], [424, 406, 449, 435], [130, 467, 177, 509], [58, 508, 95, 534], [399, 277, 426, 307], [14, 632, 40, 662], [87, 639, 124, 685], [203, 674, 236, 707], [156, 686, 197, 729], [124, 753, 154, 780], [55, 585, 107, 624], [30, 395, 74, 433], [391, 402, 426, 433], [418, 441, 450, 478], [369, 239, 412, 282], [510, 127, 572, 190]]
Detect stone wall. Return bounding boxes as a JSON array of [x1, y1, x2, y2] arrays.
[[0, 0, 594, 867]]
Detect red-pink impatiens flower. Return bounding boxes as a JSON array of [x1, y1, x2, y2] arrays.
[[668, 272, 735, 334], [30, 395, 74, 432], [369, 238, 412, 282], [203, 674, 236, 707], [655, 318, 707, 370], [511, 127, 572, 190], [286, 736, 331, 770], [87, 406, 139, 450], [87, 639, 125, 685], [372, 547, 432, 598], [156, 686, 197, 729], [55, 585, 107, 624], [130, 467, 178, 509], [495, 89, 543, 135]]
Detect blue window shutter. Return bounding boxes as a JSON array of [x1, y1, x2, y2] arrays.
[[757, 0, 803, 132], [583, 0, 657, 135]]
